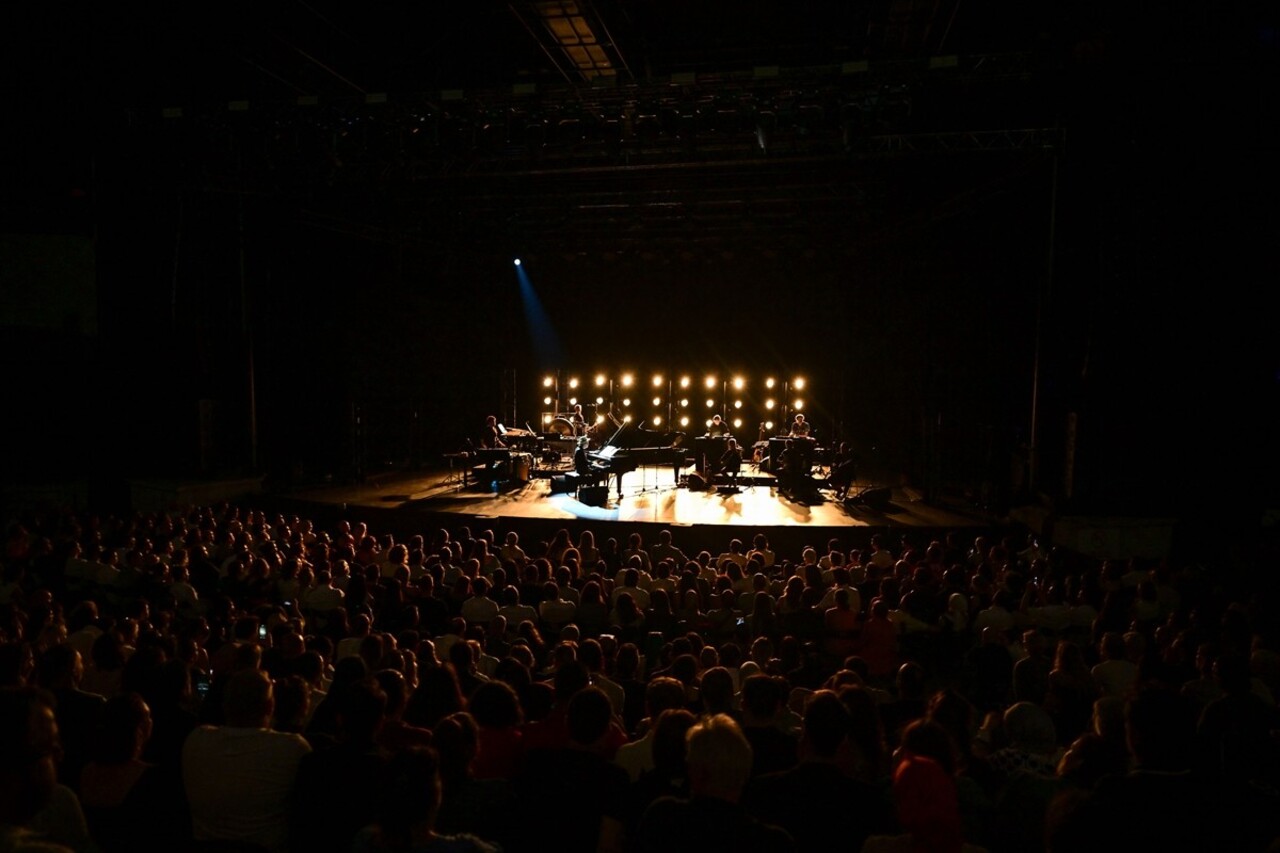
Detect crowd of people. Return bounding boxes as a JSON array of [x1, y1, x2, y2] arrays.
[[1, 504, 1278, 852]]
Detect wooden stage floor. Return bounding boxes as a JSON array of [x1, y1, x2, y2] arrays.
[[275, 458, 1004, 549]]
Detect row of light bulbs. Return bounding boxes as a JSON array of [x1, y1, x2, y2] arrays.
[[538, 373, 808, 432]]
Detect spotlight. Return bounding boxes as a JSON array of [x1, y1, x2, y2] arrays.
[[652, 375, 664, 388], [680, 376, 691, 389], [705, 399, 715, 408], [544, 396, 553, 406], [543, 376, 554, 388], [568, 397, 577, 406], [514, 258, 521, 266], [623, 414, 632, 423], [704, 376, 717, 389], [733, 376, 745, 390], [733, 400, 742, 409], [621, 374, 634, 387], [765, 377, 776, 389], [765, 399, 775, 410], [679, 398, 689, 408], [652, 397, 661, 407], [794, 377, 806, 390], [680, 416, 690, 427], [622, 398, 631, 407], [733, 418, 743, 429], [595, 396, 604, 405], [765, 420, 774, 431], [652, 415, 662, 426], [794, 399, 804, 410], [595, 374, 606, 386], [568, 378, 579, 389]]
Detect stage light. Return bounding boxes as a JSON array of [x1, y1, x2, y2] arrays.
[[652, 396, 661, 407], [623, 414, 632, 423], [568, 378, 579, 389], [544, 396, 553, 406], [765, 398, 775, 410], [704, 376, 716, 389], [733, 400, 742, 409], [595, 396, 604, 405], [622, 398, 631, 407], [595, 374, 606, 386], [652, 375, 663, 388], [794, 399, 805, 410], [733, 418, 743, 429], [680, 416, 690, 427], [680, 376, 691, 389], [765, 420, 774, 430], [733, 376, 745, 390], [621, 374, 634, 387], [652, 415, 662, 426], [705, 399, 715, 408], [679, 398, 689, 408], [765, 377, 776, 389], [543, 413, 553, 425], [514, 258, 521, 266], [794, 377, 806, 390], [568, 397, 577, 406], [596, 414, 605, 424], [543, 376, 554, 387]]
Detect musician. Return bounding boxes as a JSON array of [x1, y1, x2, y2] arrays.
[[569, 404, 587, 436], [778, 438, 807, 493], [789, 413, 811, 438], [719, 438, 743, 489], [706, 414, 729, 438], [829, 441, 858, 501], [481, 415, 506, 450], [573, 435, 607, 487]]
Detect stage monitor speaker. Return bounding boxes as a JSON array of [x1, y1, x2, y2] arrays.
[[579, 485, 609, 506], [550, 475, 573, 494]]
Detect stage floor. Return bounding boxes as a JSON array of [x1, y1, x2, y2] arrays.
[[280, 458, 997, 533]]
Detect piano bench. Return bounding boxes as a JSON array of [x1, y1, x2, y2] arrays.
[[578, 485, 609, 506]]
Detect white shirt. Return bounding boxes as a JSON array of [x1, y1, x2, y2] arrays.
[[182, 725, 311, 853]]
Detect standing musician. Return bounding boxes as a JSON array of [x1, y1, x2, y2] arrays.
[[569, 404, 587, 436]]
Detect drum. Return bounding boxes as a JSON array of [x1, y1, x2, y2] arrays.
[[512, 453, 532, 484], [548, 417, 574, 436]]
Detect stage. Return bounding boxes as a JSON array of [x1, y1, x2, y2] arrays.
[[265, 456, 1013, 558]]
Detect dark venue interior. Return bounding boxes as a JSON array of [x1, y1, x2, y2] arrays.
[[2, 2, 1278, 852]]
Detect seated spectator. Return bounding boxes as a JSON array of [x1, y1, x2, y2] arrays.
[[353, 746, 500, 853], [635, 713, 796, 852], [182, 668, 312, 852]]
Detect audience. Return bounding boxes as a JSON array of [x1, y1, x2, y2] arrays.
[[0, 502, 1274, 852]]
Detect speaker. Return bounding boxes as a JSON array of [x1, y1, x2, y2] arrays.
[[686, 472, 707, 491], [550, 475, 573, 494], [853, 486, 892, 511], [579, 485, 609, 506]]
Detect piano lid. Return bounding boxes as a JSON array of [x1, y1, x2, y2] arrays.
[[598, 421, 685, 450]]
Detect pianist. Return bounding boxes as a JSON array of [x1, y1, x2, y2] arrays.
[[574, 435, 608, 485], [706, 414, 730, 438], [481, 415, 506, 449]]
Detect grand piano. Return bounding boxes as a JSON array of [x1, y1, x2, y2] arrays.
[[588, 422, 687, 498]]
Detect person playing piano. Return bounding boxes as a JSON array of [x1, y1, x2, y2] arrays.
[[707, 414, 729, 438], [789, 413, 811, 438], [574, 435, 608, 488], [481, 415, 506, 450]]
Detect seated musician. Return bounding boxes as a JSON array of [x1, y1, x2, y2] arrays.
[[829, 441, 858, 500], [719, 438, 743, 489], [481, 415, 506, 449], [778, 438, 807, 493], [706, 414, 729, 438], [573, 435, 607, 487], [789, 413, 811, 438]]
